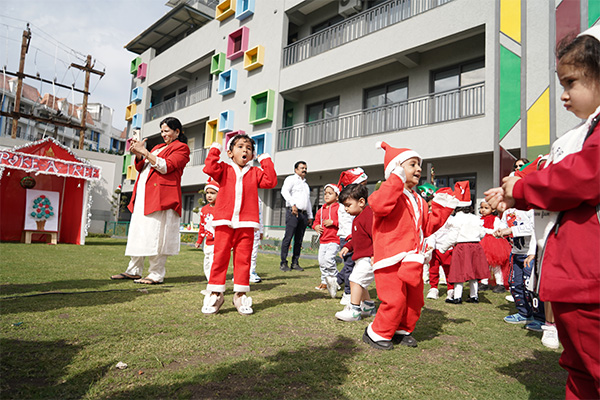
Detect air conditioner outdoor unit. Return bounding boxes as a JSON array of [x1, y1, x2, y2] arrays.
[[339, 0, 362, 17]]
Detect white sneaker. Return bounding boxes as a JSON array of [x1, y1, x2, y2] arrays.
[[335, 304, 362, 321], [505, 295, 515, 302], [340, 293, 351, 305], [446, 289, 454, 300], [360, 301, 376, 317], [541, 325, 560, 349], [325, 276, 338, 298], [249, 272, 262, 283], [426, 287, 439, 300]]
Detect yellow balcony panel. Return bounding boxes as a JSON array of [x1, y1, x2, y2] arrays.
[[244, 45, 264, 71], [216, 0, 235, 21]]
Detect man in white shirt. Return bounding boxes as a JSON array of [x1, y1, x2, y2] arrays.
[[280, 161, 313, 271]]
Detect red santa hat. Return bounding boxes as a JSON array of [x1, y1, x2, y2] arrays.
[[324, 183, 341, 196], [454, 180, 471, 206], [375, 141, 421, 179], [338, 167, 368, 187], [205, 177, 220, 192]]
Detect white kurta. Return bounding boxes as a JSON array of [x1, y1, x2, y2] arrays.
[[125, 147, 181, 257]]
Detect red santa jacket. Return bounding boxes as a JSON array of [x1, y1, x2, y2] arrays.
[[312, 202, 340, 244], [196, 204, 216, 246], [369, 172, 456, 271], [203, 144, 277, 229], [513, 123, 599, 304], [128, 140, 190, 216], [343, 205, 373, 261]]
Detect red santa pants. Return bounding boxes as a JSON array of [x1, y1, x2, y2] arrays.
[[207, 226, 254, 293], [429, 249, 454, 290], [552, 302, 600, 399], [371, 264, 425, 340]]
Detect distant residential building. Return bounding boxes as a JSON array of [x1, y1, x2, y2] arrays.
[[0, 76, 125, 153]]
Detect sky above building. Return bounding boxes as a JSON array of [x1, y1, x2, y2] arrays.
[[0, 0, 170, 130]]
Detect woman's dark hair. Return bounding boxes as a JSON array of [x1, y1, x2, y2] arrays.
[[513, 157, 529, 170], [339, 183, 369, 204], [557, 33, 600, 83], [228, 134, 255, 152], [160, 117, 188, 144], [455, 205, 474, 214]]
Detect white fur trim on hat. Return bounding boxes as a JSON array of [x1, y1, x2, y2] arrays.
[[578, 25, 600, 42], [324, 183, 340, 195], [205, 183, 219, 192], [384, 150, 421, 180]]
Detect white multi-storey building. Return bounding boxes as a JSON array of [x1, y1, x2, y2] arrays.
[[122, 0, 596, 237]]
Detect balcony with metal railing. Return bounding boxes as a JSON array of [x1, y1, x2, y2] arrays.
[[277, 82, 484, 151], [188, 147, 208, 167], [282, 0, 454, 67], [145, 80, 212, 122]]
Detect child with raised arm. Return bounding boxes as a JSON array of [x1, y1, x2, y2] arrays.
[[312, 184, 341, 297], [201, 134, 277, 315], [195, 177, 219, 281], [363, 142, 458, 350], [334, 184, 376, 321]]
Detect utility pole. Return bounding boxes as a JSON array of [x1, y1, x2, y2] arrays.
[[71, 55, 104, 149], [11, 25, 31, 139]]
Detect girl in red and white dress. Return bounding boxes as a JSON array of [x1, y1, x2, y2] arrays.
[[195, 178, 219, 281], [478, 200, 511, 293]]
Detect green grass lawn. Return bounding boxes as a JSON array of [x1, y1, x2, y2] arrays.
[[0, 238, 566, 399]]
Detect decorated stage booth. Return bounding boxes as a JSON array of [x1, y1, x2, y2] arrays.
[[0, 138, 101, 245]]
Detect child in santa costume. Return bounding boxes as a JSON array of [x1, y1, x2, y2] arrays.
[[478, 199, 511, 293], [313, 184, 341, 297], [201, 134, 277, 315], [363, 142, 459, 350], [336, 168, 369, 305], [195, 177, 219, 281]]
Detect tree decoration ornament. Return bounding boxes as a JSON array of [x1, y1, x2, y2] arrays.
[[20, 176, 36, 189], [30, 194, 55, 230]]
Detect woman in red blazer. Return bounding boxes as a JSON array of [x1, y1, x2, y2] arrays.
[[111, 117, 190, 284]]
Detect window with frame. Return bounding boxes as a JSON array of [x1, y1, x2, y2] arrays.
[[363, 80, 408, 134], [269, 186, 320, 227], [305, 98, 340, 146], [432, 59, 484, 122], [182, 194, 195, 224]]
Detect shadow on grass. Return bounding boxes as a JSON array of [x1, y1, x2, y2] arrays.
[[1, 288, 169, 315], [417, 307, 470, 343], [254, 290, 324, 313], [0, 278, 139, 296], [0, 338, 112, 400], [110, 335, 357, 399], [496, 349, 566, 399]]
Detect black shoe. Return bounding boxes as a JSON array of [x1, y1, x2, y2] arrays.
[[280, 261, 290, 272], [479, 284, 490, 291], [445, 298, 462, 304], [392, 333, 418, 347], [290, 263, 304, 271], [466, 297, 479, 303], [362, 327, 393, 350], [492, 285, 506, 293]]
